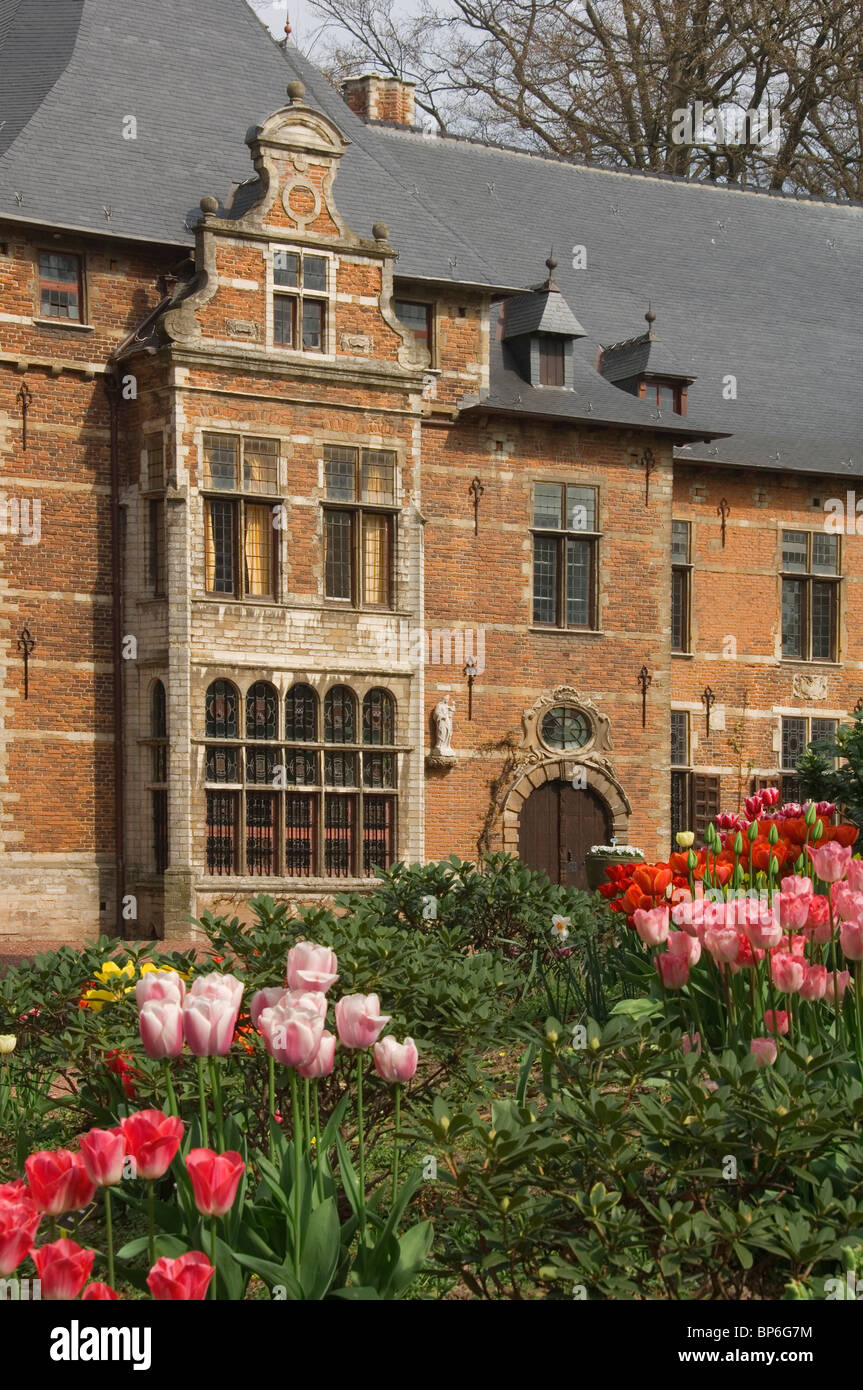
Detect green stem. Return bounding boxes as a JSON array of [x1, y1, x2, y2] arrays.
[[147, 1182, 155, 1268], [392, 1084, 401, 1206], [268, 1054, 276, 1151], [197, 1055, 209, 1147], [162, 1060, 178, 1118], [313, 1081, 323, 1202], [290, 1069, 301, 1281], [304, 1076, 311, 1151], [104, 1185, 115, 1289], [209, 1056, 225, 1152], [357, 1051, 366, 1243], [210, 1216, 218, 1301]]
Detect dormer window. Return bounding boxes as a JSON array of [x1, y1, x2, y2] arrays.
[[641, 378, 685, 415], [502, 256, 585, 391]]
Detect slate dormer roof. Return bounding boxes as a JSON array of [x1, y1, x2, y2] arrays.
[[502, 258, 586, 340], [600, 307, 696, 386]]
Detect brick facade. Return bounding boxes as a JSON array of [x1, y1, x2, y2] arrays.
[[1, 82, 860, 944]]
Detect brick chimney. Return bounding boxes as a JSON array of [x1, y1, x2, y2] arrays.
[[341, 73, 416, 127]]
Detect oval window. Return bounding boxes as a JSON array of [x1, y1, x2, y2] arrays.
[[540, 705, 591, 751]]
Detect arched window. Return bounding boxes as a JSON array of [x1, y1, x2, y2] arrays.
[[151, 680, 167, 740], [324, 686, 356, 744], [246, 681, 278, 741], [205, 679, 238, 739], [362, 688, 394, 746], [540, 704, 592, 751], [285, 683, 317, 743]]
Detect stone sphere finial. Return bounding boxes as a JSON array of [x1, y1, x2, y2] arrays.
[[199, 195, 219, 214], [287, 80, 306, 103], [372, 221, 390, 242]]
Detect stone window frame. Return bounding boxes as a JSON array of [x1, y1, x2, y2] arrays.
[[393, 297, 436, 368], [34, 246, 88, 326], [199, 431, 284, 604], [147, 678, 169, 875], [266, 243, 337, 358], [320, 442, 401, 611], [780, 528, 842, 665], [530, 480, 602, 632], [200, 675, 403, 881], [142, 432, 167, 599]]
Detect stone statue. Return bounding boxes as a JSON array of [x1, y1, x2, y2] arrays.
[[428, 695, 457, 767]]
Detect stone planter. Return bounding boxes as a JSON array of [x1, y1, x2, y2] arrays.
[[584, 848, 645, 893]]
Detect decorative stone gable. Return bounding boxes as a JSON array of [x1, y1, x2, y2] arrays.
[[160, 84, 426, 372]]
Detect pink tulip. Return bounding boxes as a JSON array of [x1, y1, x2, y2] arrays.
[[782, 875, 813, 899], [24, 1150, 95, 1216], [775, 892, 810, 932], [335, 993, 392, 1049], [668, 931, 701, 967], [81, 1281, 119, 1300], [121, 1110, 184, 1181], [799, 964, 828, 1001], [764, 1009, 790, 1036], [185, 1149, 245, 1218], [845, 859, 863, 893], [0, 1201, 41, 1277], [832, 884, 863, 923], [188, 972, 244, 1008], [147, 1251, 214, 1301], [655, 953, 690, 989], [826, 970, 853, 1005], [805, 893, 833, 943], [373, 1035, 418, 1084], [751, 1038, 778, 1067], [259, 1001, 324, 1067], [770, 953, 804, 994], [680, 1032, 701, 1056], [297, 1030, 337, 1079], [744, 913, 782, 951], [183, 994, 239, 1057], [633, 906, 669, 947], [32, 1238, 95, 1300], [250, 987, 287, 1029], [807, 841, 852, 883], [704, 926, 740, 964], [135, 970, 185, 1009], [286, 941, 339, 993], [840, 920, 863, 960], [139, 999, 184, 1059], [283, 989, 328, 1018], [79, 1127, 126, 1187]]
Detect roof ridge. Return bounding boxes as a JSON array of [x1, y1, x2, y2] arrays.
[[370, 120, 863, 215]]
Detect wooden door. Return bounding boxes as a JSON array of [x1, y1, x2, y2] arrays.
[[518, 780, 611, 888]]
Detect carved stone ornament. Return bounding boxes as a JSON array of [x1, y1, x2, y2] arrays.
[[792, 672, 830, 701], [519, 685, 614, 762]]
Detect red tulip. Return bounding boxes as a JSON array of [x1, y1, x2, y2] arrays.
[[121, 1110, 184, 1181], [32, 1238, 95, 1300], [24, 1150, 95, 1216], [763, 1009, 790, 1036], [185, 1149, 245, 1217], [655, 953, 690, 989], [147, 1250, 214, 1300], [0, 1200, 41, 1277], [80, 1127, 126, 1187], [81, 1281, 119, 1300]]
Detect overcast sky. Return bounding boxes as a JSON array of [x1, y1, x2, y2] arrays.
[[249, 0, 419, 60]]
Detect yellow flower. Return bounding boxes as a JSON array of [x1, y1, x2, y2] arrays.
[[139, 962, 192, 981], [0, 1035, 17, 1054], [675, 831, 695, 849], [94, 960, 135, 985]]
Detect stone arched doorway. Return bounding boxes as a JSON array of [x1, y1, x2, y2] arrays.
[[518, 780, 611, 889]]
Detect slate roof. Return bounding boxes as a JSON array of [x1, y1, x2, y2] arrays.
[[600, 316, 695, 385], [2, 0, 863, 477], [502, 284, 586, 340]]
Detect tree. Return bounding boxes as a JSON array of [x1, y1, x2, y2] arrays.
[[797, 711, 863, 829], [307, 0, 863, 196]]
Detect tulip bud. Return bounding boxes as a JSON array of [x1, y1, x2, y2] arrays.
[[676, 831, 695, 849], [734, 831, 744, 856], [0, 1035, 16, 1055], [687, 850, 697, 870], [804, 801, 818, 826], [768, 824, 779, 846], [769, 855, 779, 876], [499, 1197, 511, 1214], [748, 820, 759, 842], [439, 1115, 450, 1133], [812, 820, 824, 842]]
